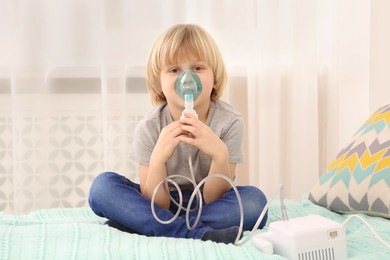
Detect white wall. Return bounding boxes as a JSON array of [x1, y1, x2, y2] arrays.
[[370, 0, 390, 110]]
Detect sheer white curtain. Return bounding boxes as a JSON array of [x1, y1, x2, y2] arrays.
[[235, 0, 371, 200], [0, 0, 373, 213]]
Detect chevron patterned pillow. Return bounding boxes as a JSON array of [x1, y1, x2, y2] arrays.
[[309, 104, 390, 219]]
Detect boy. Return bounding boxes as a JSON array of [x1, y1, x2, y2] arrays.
[[89, 24, 267, 244]]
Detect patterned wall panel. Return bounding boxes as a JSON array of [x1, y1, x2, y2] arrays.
[[0, 113, 145, 214]]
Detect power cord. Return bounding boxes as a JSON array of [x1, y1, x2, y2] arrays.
[[342, 214, 390, 249]]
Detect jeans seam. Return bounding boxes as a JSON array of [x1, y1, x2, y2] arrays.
[[195, 226, 210, 239]]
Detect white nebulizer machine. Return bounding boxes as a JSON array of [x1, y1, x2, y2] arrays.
[[252, 214, 348, 260]]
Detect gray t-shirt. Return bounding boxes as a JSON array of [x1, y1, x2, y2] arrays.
[[129, 100, 243, 190]]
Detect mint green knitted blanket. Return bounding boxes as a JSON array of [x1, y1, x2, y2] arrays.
[[1, 197, 389, 259]]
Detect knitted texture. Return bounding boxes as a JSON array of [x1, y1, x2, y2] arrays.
[[1, 198, 389, 259]]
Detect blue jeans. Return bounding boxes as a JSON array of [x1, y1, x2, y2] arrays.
[[89, 172, 268, 240]]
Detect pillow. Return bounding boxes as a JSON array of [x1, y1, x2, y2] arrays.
[[309, 104, 390, 219]]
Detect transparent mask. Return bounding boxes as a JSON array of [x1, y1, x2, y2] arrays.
[[175, 68, 202, 118]]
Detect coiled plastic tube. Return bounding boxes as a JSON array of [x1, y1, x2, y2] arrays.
[[150, 144, 282, 246]]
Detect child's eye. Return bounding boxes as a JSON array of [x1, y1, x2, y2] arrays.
[[193, 66, 204, 72], [168, 67, 180, 74]]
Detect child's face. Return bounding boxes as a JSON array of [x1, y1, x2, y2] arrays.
[[160, 55, 214, 115]]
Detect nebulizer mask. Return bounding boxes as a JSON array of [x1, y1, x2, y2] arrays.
[[175, 68, 202, 119]]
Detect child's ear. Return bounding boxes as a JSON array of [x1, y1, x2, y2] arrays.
[[211, 87, 217, 98]]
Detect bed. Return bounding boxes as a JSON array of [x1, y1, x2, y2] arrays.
[[1, 107, 389, 259], [0, 196, 389, 259]]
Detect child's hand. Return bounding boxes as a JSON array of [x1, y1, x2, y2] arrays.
[[178, 113, 227, 160], [151, 121, 187, 164], [179, 113, 232, 204]]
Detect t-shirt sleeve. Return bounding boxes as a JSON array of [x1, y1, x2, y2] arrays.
[[222, 116, 244, 164], [128, 119, 158, 166]]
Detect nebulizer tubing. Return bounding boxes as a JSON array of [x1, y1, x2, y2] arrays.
[[151, 68, 204, 226], [150, 68, 281, 245], [151, 175, 202, 225]]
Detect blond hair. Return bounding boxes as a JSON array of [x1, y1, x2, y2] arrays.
[[146, 24, 227, 105]]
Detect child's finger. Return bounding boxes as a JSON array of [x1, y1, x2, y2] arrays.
[[181, 125, 198, 137], [182, 112, 197, 119]]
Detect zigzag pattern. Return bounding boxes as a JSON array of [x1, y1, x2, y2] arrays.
[[310, 104, 390, 219], [326, 141, 389, 184], [309, 177, 390, 218]]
